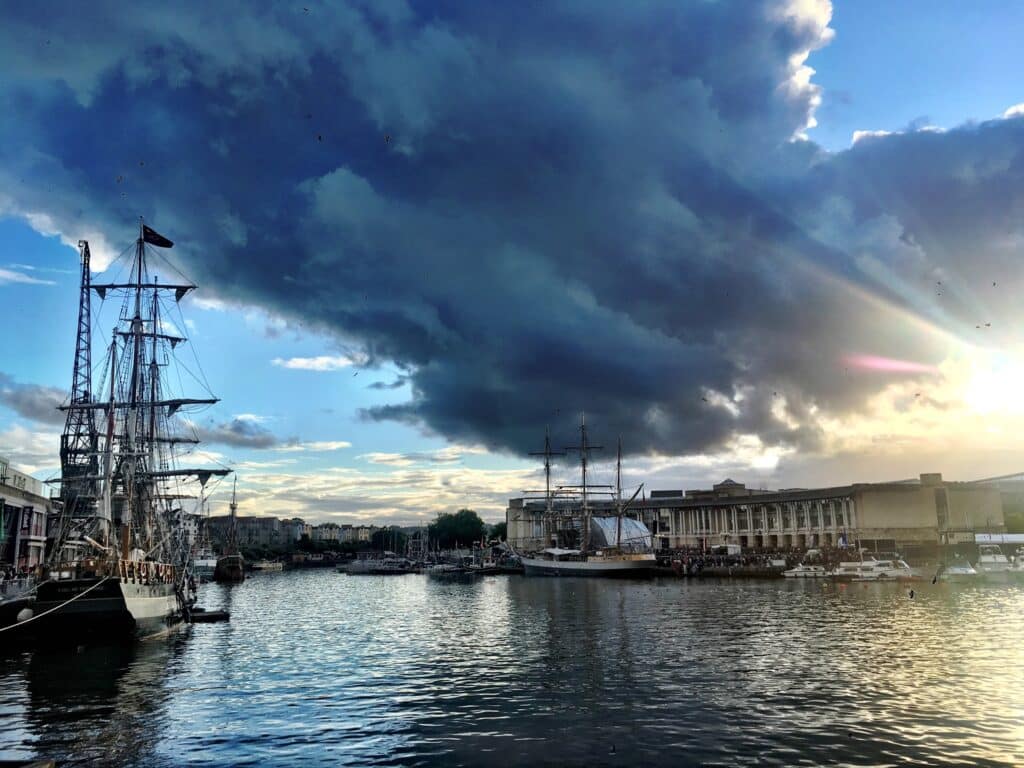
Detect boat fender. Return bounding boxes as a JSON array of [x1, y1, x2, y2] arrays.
[[16, 607, 33, 623]]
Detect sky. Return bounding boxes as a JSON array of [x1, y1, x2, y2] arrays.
[[2, 0, 1024, 525]]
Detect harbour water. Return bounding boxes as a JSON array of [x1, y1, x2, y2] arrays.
[[1, 571, 1023, 766]]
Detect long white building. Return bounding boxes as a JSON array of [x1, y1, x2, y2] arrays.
[[508, 473, 1004, 554]]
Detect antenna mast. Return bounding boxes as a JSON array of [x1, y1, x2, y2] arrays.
[[51, 241, 99, 563]]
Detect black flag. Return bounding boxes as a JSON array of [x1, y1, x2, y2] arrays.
[[142, 225, 174, 248]]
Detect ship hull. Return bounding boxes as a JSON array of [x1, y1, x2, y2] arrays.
[[521, 555, 655, 577], [214, 555, 245, 583], [1, 577, 181, 641]]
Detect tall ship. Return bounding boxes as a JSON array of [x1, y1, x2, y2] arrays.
[[520, 417, 656, 577], [2, 222, 229, 639], [213, 477, 245, 583]]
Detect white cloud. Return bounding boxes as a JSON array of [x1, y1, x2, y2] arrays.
[[851, 129, 893, 145], [0, 423, 61, 474], [233, 413, 269, 423], [15, 209, 119, 270], [0, 268, 55, 286], [276, 440, 352, 452], [357, 445, 488, 466], [271, 355, 354, 371], [1002, 103, 1024, 119]]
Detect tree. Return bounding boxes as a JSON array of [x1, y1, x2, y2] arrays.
[[429, 509, 486, 549], [490, 521, 507, 542], [371, 527, 408, 553]]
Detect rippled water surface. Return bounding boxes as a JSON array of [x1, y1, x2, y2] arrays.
[[1, 571, 1023, 766]]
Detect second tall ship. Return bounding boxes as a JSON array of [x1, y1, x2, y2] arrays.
[[519, 418, 656, 577]]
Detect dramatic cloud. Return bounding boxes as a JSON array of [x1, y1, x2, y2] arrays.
[[271, 355, 355, 371], [2, 0, 1023, 470], [0, 373, 65, 425], [192, 415, 279, 449]]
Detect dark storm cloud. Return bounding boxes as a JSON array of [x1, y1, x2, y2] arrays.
[[1, 1, 1020, 458], [0, 373, 65, 425]]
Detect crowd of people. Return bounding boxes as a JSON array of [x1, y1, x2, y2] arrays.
[[663, 545, 857, 576], [0, 566, 36, 596]]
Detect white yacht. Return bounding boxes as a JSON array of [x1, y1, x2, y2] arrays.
[[975, 544, 1011, 582], [940, 554, 978, 583], [885, 559, 922, 582], [1009, 548, 1024, 582], [783, 563, 830, 578], [192, 547, 218, 582], [831, 557, 891, 581]]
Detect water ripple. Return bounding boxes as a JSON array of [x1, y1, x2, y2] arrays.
[[1, 573, 1023, 766]]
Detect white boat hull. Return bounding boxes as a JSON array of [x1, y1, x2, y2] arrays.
[[521, 555, 655, 577]]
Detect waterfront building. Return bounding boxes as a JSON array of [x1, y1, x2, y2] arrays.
[[311, 522, 341, 543], [284, 518, 311, 542], [507, 472, 1003, 555], [0, 456, 53, 569], [209, 514, 283, 549]]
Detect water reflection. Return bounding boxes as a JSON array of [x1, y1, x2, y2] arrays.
[[1, 634, 188, 767], [0, 573, 1022, 766]]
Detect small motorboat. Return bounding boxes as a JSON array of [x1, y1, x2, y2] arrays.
[[1009, 547, 1024, 582], [426, 563, 478, 580], [832, 557, 894, 582], [939, 553, 979, 583], [783, 563, 830, 578], [975, 544, 1011, 583], [346, 556, 416, 575], [251, 559, 284, 572]]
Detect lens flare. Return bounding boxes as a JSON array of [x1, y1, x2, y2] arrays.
[[843, 354, 939, 374]]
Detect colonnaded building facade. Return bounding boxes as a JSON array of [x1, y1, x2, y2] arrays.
[[507, 473, 1005, 555]]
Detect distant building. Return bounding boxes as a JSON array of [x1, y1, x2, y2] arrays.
[[311, 523, 341, 543], [208, 515, 282, 549], [284, 517, 311, 542], [507, 472, 1004, 554], [182, 513, 202, 548], [0, 455, 54, 569]]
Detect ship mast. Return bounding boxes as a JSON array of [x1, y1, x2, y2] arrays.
[[226, 476, 239, 556], [566, 413, 601, 553], [528, 426, 565, 547], [616, 435, 623, 550]]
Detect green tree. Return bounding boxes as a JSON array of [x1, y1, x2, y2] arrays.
[[490, 521, 507, 542], [429, 509, 486, 549], [371, 527, 408, 552]]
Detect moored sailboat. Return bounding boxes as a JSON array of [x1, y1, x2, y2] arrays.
[[213, 478, 245, 583], [520, 420, 656, 578]]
